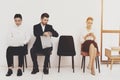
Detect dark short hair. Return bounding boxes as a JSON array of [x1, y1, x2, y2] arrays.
[[14, 14, 22, 20], [41, 13, 49, 19]]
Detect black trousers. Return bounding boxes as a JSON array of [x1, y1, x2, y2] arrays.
[[6, 45, 27, 67], [30, 47, 53, 69]]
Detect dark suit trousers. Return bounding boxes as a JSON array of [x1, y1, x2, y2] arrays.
[[30, 47, 53, 69], [6, 46, 27, 67]]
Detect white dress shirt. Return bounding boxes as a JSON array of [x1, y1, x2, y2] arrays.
[[41, 23, 45, 32], [7, 25, 31, 47]]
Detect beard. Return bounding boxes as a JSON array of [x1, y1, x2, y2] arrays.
[[41, 22, 47, 26]]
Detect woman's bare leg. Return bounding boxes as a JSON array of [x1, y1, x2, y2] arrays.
[[88, 44, 94, 69], [91, 47, 97, 75], [88, 44, 96, 75]]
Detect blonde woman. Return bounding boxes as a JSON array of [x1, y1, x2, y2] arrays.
[[81, 17, 99, 75]]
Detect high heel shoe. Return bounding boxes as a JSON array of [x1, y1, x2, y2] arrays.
[[91, 69, 95, 76]]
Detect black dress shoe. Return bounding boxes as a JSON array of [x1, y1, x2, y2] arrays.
[[31, 68, 39, 74], [17, 69, 22, 76], [6, 69, 13, 76], [43, 68, 49, 74]]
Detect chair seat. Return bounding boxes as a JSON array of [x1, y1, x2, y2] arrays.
[[110, 55, 120, 60], [37, 52, 52, 56], [81, 51, 101, 56], [57, 52, 76, 56]]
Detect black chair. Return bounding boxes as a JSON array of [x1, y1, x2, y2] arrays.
[[23, 55, 27, 72], [24, 51, 52, 69], [57, 36, 76, 72]]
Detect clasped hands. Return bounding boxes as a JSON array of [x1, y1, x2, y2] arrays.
[[84, 32, 96, 40], [87, 33, 94, 37], [43, 32, 52, 37]]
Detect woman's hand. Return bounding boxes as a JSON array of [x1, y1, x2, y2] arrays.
[[89, 33, 96, 40], [84, 33, 96, 40]]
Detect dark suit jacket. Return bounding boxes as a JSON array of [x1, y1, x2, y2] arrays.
[[33, 23, 59, 50]]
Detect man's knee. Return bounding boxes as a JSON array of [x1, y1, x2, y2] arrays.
[[46, 47, 53, 53]]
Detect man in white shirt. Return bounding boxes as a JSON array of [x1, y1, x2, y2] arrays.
[[6, 14, 30, 76]]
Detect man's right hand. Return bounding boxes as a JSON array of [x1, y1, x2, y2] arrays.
[[43, 32, 50, 37]]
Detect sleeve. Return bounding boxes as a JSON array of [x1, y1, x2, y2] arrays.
[[92, 27, 98, 42], [80, 28, 86, 44], [7, 29, 14, 46], [91, 28, 97, 41], [49, 25, 59, 37], [34, 25, 40, 37], [24, 29, 31, 45]]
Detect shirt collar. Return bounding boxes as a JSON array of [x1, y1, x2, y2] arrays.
[[40, 23, 46, 27], [14, 24, 23, 29]]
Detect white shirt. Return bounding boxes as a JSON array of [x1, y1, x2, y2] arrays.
[[41, 23, 45, 32], [81, 27, 96, 43], [7, 25, 31, 47]]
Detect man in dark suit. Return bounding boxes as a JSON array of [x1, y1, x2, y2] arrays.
[[30, 13, 59, 74]]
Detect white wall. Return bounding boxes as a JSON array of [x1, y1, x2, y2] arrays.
[[0, 0, 101, 67], [102, 0, 120, 60]]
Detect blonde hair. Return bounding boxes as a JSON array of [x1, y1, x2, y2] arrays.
[[86, 17, 93, 22]]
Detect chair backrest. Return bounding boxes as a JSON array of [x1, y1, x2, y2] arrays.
[[105, 48, 111, 58], [57, 36, 76, 56]]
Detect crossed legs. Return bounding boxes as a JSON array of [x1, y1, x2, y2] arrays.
[[88, 43, 97, 75]]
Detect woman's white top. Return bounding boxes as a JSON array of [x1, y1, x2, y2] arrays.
[[7, 25, 31, 47], [81, 27, 96, 43]]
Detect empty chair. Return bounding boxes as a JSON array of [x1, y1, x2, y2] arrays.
[[57, 36, 76, 72]]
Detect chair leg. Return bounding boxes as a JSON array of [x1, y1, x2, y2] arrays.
[[25, 55, 27, 68], [58, 56, 61, 72], [23, 56, 25, 72], [81, 56, 84, 69], [49, 59, 51, 68], [95, 57, 98, 69], [83, 56, 85, 73], [97, 56, 100, 73], [107, 58, 109, 67], [12, 56, 14, 68], [72, 56, 75, 73], [110, 60, 113, 70], [72, 56, 73, 69], [12, 63, 14, 68]]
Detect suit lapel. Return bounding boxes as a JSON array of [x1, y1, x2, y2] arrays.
[[44, 25, 47, 32], [39, 23, 44, 33]]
